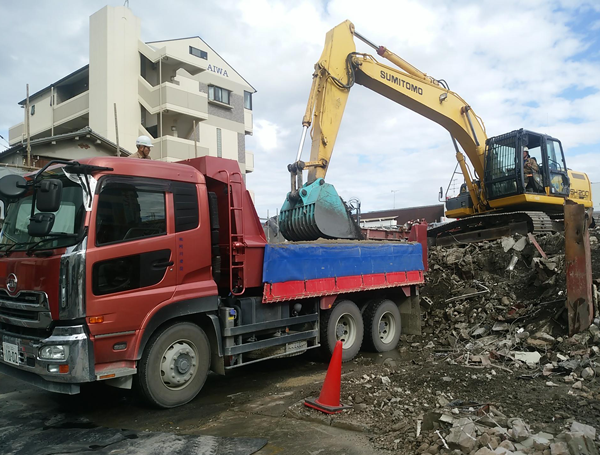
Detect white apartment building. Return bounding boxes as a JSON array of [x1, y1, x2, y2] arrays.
[[8, 5, 255, 174]]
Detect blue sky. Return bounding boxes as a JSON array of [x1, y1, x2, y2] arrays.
[[1, 0, 599, 216]]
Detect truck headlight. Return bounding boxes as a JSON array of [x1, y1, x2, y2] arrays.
[[39, 345, 67, 360]]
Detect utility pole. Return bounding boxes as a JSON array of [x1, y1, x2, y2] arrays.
[[25, 84, 31, 167], [114, 103, 120, 157], [193, 120, 198, 158], [391, 189, 400, 209]]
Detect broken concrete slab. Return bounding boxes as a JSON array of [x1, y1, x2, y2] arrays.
[[512, 351, 541, 365], [565, 431, 599, 455], [446, 418, 477, 452], [570, 421, 596, 440], [513, 237, 528, 252], [550, 441, 570, 455], [508, 418, 530, 442], [502, 237, 517, 252]]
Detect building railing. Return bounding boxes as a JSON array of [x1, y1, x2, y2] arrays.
[[8, 123, 24, 145], [245, 151, 254, 173], [54, 91, 89, 124], [244, 110, 253, 135], [138, 77, 208, 117], [154, 135, 210, 161], [8, 92, 90, 145]]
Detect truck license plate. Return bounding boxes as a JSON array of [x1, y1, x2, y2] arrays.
[[2, 342, 19, 366]]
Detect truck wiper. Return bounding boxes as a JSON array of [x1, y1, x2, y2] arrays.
[[0, 241, 33, 258], [25, 233, 80, 256]]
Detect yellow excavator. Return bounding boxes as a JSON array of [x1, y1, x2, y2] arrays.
[[278, 20, 593, 244]]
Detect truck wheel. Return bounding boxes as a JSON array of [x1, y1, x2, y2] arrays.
[[320, 300, 363, 362], [137, 322, 210, 409], [364, 299, 401, 352]]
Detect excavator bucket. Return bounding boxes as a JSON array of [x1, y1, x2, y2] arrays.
[[279, 179, 362, 241]]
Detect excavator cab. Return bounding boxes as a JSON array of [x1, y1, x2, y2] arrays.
[[483, 129, 570, 206]]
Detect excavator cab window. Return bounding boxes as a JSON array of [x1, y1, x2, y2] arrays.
[[544, 138, 570, 196], [522, 135, 545, 193], [484, 132, 520, 199]]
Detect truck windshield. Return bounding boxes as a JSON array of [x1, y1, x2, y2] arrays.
[[0, 175, 85, 252]]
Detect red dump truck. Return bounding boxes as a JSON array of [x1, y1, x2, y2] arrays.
[[0, 156, 426, 408]]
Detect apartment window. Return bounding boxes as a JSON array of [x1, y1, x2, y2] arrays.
[[217, 128, 222, 158], [244, 91, 252, 110], [209, 85, 230, 105], [189, 46, 208, 60]]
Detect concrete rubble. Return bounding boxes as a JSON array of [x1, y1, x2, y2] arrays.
[[292, 227, 600, 454]]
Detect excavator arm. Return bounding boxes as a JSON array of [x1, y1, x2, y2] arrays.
[[279, 20, 488, 241]]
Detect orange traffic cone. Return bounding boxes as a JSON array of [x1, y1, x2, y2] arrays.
[[304, 341, 350, 414]]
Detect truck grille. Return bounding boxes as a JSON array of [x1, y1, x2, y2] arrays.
[[0, 290, 52, 329]]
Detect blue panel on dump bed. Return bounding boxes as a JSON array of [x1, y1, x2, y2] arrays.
[[263, 243, 423, 284]]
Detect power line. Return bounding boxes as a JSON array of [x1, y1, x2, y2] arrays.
[[0, 134, 10, 149]]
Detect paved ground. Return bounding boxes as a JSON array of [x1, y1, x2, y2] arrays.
[[0, 353, 382, 455]]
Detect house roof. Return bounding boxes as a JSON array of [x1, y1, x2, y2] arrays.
[[0, 127, 130, 160], [18, 65, 89, 105]]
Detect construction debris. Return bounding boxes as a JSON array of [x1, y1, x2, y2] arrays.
[[291, 227, 600, 454]]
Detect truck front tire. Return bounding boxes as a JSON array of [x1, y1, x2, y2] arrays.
[[320, 300, 363, 362], [364, 299, 401, 352], [137, 322, 210, 408]]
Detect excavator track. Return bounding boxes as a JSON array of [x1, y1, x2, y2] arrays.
[[428, 211, 562, 247]]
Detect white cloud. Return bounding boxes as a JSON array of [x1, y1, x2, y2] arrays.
[[253, 118, 285, 153]]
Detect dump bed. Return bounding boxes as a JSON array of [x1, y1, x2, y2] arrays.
[[262, 242, 425, 303]]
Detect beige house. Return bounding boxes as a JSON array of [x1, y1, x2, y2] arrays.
[[8, 5, 255, 174]]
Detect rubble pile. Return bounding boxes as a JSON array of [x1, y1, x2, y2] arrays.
[[292, 229, 600, 454], [421, 231, 600, 365]]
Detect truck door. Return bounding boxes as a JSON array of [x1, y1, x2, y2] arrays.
[[86, 177, 176, 363]]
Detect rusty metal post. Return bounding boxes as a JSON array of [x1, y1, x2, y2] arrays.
[[564, 200, 593, 335]]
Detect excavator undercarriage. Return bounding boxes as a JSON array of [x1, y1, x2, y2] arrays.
[[427, 211, 562, 247]]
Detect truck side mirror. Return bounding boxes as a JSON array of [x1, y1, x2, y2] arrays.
[[28, 213, 55, 237], [36, 179, 62, 212], [0, 174, 27, 199], [438, 186, 443, 202]]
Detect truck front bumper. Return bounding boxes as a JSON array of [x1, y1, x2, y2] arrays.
[[0, 325, 94, 394]]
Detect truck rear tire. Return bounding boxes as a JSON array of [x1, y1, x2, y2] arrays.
[[320, 300, 363, 362], [137, 322, 210, 409], [363, 299, 401, 352]]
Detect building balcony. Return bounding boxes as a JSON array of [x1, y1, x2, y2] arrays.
[[54, 91, 89, 125], [150, 135, 210, 161], [244, 109, 253, 135], [245, 151, 254, 173], [138, 77, 208, 119], [8, 123, 23, 145], [139, 41, 207, 76], [8, 91, 89, 145]]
